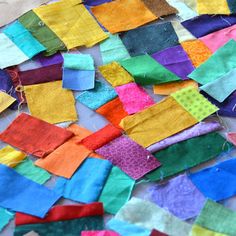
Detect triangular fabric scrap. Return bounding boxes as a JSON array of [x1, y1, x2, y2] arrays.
[[197, 0, 230, 14], [0, 92, 16, 113], [227, 132, 236, 146], [81, 231, 119, 236], [190, 225, 228, 236], [0, 207, 14, 231]]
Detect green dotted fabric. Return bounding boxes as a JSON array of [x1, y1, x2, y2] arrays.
[[171, 86, 218, 121]]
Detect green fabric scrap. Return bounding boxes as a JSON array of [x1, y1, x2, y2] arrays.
[[0, 207, 14, 232]]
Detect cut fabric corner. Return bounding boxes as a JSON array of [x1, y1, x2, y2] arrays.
[[0, 91, 16, 113]]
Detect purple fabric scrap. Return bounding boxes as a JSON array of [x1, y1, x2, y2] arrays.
[[152, 45, 195, 80], [84, 0, 112, 6], [96, 136, 161, 180], [35, 53, 63, 67], [148, 174, 206, 220], [147, 121, 222, 153]]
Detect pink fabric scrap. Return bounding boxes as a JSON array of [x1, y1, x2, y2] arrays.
[[227, 132, 236, 146], [81, 230, 119, 236]]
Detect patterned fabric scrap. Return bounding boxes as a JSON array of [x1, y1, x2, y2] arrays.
[[115, 82, 155, 115], [24, 81, 77, 124], [0, 207, 14, 231], [190, 225, 228, 236], [0, 113, 73, 158], [115, 197, 192, 236], [120, 22, 179, 56], [120, 55, 181, 85], [34, 0, 108, 49], [148, 174, 206, 220], [55, 158, 112, 203], [0, 92, 16, 113], [96, 136, 161, 180], [195, 199, 236, 235], [91, 0, 157, 34], [77, 81, 117, 110], [146, 132, 232, 181], [81, 231, 119, 236], [197, 0, 230, 14], [0, 164, 61, 217]]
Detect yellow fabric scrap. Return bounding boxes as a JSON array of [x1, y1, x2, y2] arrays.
[[190, 225, 228, 236], [197, 0, 230, 15], [0, 91, 16, 113]]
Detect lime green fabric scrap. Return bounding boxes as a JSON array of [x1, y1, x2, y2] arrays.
[[119, 54, 181, 85], [171, 86, 218, 121], [99, 166, 135, 214], [0, 207, 14, 231]]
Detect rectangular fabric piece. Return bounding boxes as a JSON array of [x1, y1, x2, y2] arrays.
[[24, 81, 77, 124], [189, 40, 236, 84], [146, 132, 232, 181], [197, 0, 230, 14], [91, 0, 157, 34], [99, 166, 135, 214], [115, 198, 192, 236], [120, 96, 198, 147], [96, 135, 161, 180], [115, 82, 155, 114], [0, 92, 16, 113], [54, 158, 112, 203], [120, 22, 179, 56], [190, 225, 228, 236], [0, 164, 60, 218], [34, 1, 107, 49], [0, 113, 73, 158]]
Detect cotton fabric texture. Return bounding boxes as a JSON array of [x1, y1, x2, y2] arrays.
[[0, 207, 14, 231], [63, 54, 94, 70], [190, 225, 228, 236], [227, 132, 236, 145], [81, 231, 119, 236], [197, 0, 230, 14], [0, 92, 16, 113], [227, 0, 236, 13]]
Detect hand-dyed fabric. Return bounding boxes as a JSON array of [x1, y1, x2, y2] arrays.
[[19, 10, 66, 56], [0, 208, 14, 231], [120, 96, 198, 147], [197, 0, 230, 14], [34, 1, 107, 49], [0, 34, 29, 69], [35, 124, 92, 178], [181, 14, 236, 38], [150, 229, 168, 236], [14, 216, 104, 236], [77, 81, 117, 110], [107, 218, 151, 236], [181, 40, 212, 67], [19, 63, 62, 86], [0, 92, 16, 113], [200, 68, 236, 102], [96, 97, 128, 128], [171, 87, 218, 121], [63, 54, 94, 70], [3, 21, 45, 59], [200, 24, 236, 53], [99, 62, 134, 87], [0, 113, 73, 158], [35, 53, 63, 67], [190, 225, 228, 236], [120, 55, 181, 85], [146, 132, 232, 181], [120, 22, 179, 56], [99, 166, 135, 214], [96, 136, 161, 180], [189, 40, 236, 84], [227, 0, 236, 13], [99, 34, 131, 65], [152, 45, 195, 80], [227, 132, 236, 145], [80, 124, 122, 150], [195, 199, 236, 235], [24, 81, 77, 124], [153, 80, 198, 95], [55, 158, 112, 203], [115, 83, 155, 114], [14, 158, 50, 185], [15, 202, 104, 226], [91, 0, 157, 34], [115, 198, 192, 236], [142, 0, 178, 17], [0, 164, 60, 217], [81, 231, 119, 236], [189, 158, 236, 201], [148, 174, 206, 220], [147, 121, 221, 153]]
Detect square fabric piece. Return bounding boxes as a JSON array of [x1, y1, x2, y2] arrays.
[[146, 132, 231, 181], [96, 136, 161, 180], [197, 0, 230, 14], [148, 174, 206, 220], [120, 96, 198, 147], [0, 164, 61, 218], [120, 55, 181, 85], [99, 62, 134, 87], [77, 81, 117, 110], [34, 1, 107, 49], [0, 92, 16, 113], [115, 83, 155, 114], [120, 22, 179, 56], [24, 81, 77, 124], [54, 158, 112, 203], [91, 0, 157, 34], [189, 158, 236, 201], [0, 113, 73, 158]]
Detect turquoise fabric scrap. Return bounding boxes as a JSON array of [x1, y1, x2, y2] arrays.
[[0, 207, 14, 232], [3, 21, 45, 58]]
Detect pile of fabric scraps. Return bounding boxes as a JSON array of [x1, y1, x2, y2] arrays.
[[1, 0, 236, 235]]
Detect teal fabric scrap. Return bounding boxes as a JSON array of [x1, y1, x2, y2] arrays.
[[77, 81, 117, 110], [3, 21, 45, 58], [0, 207, 14, 232]]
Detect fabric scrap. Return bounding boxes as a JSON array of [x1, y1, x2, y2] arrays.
[[35, 53, 63, 67], [227, 0, 236, 13], [81, 231, 119, 236], [150, 229, 168, 236], [84, 0, 112, 6], [0, 207, 14, 231], [227, 132, 236, 146], [190, 225, 228, 236], [0, 113, 73, 158], [197, 0, 230, 14], [0, 92, 16, 113]]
